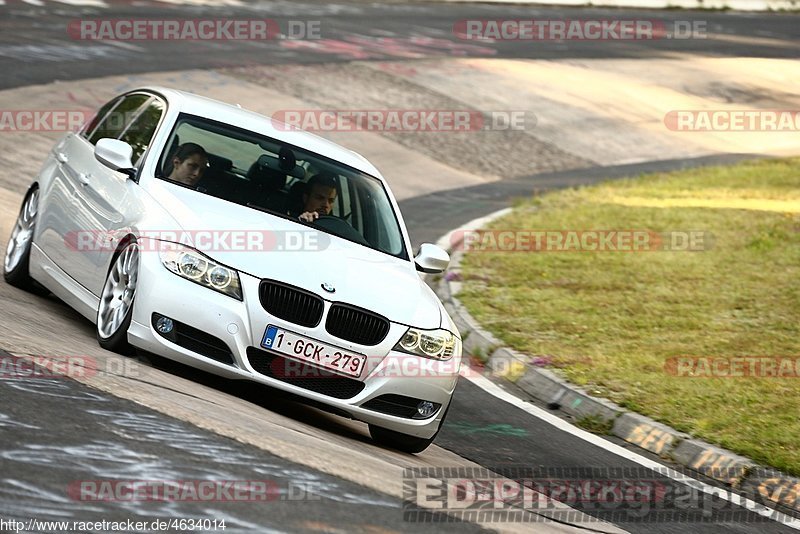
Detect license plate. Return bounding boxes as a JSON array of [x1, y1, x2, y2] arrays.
[[261, 325, 366, 378]]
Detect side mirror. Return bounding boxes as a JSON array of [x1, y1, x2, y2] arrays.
[[95, 138, 136, 179], [414, 243, 450, 274]]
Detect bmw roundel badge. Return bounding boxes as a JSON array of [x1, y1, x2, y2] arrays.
[[321, 282, 335, 293]]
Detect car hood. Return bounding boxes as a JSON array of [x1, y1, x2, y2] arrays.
[[144, 182, 441, 329]]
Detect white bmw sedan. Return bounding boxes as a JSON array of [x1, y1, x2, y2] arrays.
[[4, 87, 461, 453]]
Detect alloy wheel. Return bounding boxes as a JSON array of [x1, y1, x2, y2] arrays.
[[97, 242, 139, 339]]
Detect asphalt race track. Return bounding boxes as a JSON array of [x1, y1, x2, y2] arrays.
[[1, 2, 798, 533]]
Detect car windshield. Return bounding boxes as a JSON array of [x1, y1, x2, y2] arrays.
[[157, 114, 407, 259]]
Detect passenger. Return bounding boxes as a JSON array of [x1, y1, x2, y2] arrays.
[[298, 172, 337, 222], [167, 143, 208, 187]]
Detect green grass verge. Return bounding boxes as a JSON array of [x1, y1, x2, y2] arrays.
[[458, 158, 800, 475]]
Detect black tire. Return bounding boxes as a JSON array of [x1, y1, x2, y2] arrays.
[[96, 239, 138, 355], [369, 402, 451, 454], [4, 186, 46, 293]]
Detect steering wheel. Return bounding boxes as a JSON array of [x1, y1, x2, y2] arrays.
[[314, 215, 369, 246]]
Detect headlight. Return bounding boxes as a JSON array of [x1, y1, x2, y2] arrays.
[[159, 244, 242, 300], [394, 327, 457, 361]]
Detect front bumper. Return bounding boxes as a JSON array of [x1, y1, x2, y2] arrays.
[[128, 243, 460, 439]]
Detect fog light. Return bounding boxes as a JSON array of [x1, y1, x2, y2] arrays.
[[416, 401, 437, 418], [155, 316, 174, 334]]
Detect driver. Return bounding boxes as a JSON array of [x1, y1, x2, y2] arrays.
[[298, 172, 337, 222]]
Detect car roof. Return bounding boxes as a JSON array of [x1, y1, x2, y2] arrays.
[[137, 86, 384, 180]]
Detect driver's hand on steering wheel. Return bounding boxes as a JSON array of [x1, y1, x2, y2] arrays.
[[298, 211, 320, 222]]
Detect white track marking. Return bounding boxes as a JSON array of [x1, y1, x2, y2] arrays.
[[462, 369, 800, 529]]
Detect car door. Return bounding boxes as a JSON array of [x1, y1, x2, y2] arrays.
[[36, 95, 121, 268], [88, 95, 166, 295], [51, 93, 158, 295]]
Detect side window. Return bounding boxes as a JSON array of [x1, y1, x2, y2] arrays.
[[81, 97, 120, 139], [119, 99, 165, 164], [88, 94, 150, 145]]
